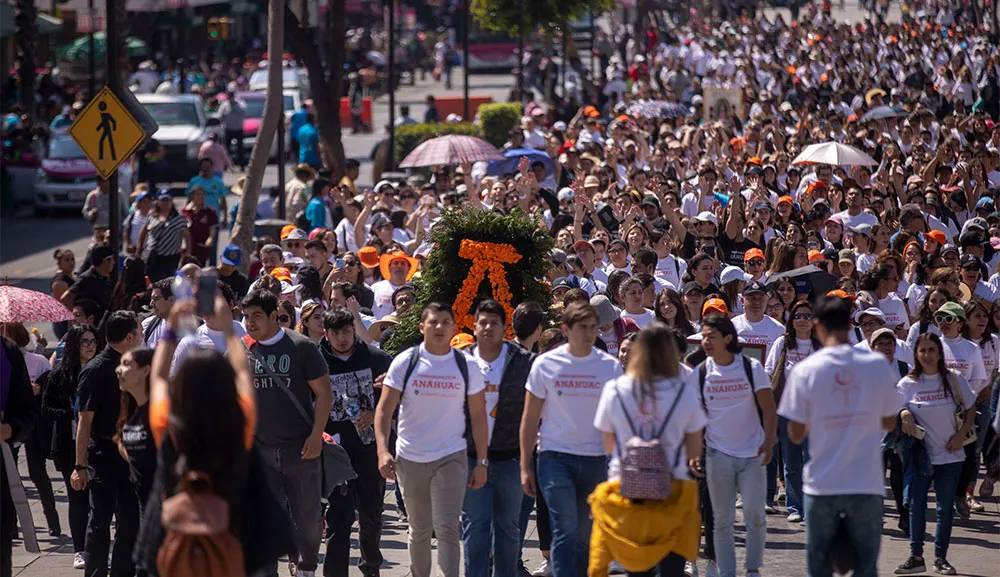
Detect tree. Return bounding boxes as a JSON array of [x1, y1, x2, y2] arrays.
[[470, 0, 611, 36], [284, 0, 347, 179], [14, 0, 37, 119], [231, 0, 285, 274]]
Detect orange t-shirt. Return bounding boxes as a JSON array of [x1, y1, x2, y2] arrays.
[[150, 394, 257, 450]]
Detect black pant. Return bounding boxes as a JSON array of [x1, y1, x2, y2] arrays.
[[626, 552, 687, 577], [324, 424, 385, 577], [13, 433, 59, 533], [884, 449, 906, 519], [956, 442, 977, 500], [1, 447, 15, 577], [58, 465, 89, 553], [226, 129, 246, 167], [532, 448, 551, 552], [84, 448, 139, 577], [698, 475, 715, 562]]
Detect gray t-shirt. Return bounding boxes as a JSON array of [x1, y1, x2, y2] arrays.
[[250, 330, 328, 446]]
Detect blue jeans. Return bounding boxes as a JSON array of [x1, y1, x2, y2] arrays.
[[803, 493, 883, 577], [779, 416, 808, 517], [705, 447, 767, 577], [462, 457, 523, 577], [537, 451, 608, 577], [908, 461, 962, 559]]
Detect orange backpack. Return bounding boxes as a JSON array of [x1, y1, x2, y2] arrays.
[[157, 471, 246, 577]]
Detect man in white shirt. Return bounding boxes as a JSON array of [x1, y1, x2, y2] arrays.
[[375, 302, 489, 577], [731, 281, 785, 359], [141, 279, 174, 348], [779, 294, 900, 577], [833, 184, 878, 229], [520, 302, 623, 577]]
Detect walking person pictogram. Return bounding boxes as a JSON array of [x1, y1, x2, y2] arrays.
[[96, 101, 117, 160]]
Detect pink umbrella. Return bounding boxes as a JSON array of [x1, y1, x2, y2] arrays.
[[0, 285, 74, 323], [399, 134, 505, 168]]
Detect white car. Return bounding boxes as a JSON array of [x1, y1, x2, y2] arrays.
[[136, 93, 220, 181], [33, 130, 134, 216]]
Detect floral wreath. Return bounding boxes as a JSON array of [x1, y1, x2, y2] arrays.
[[452, 239, 522, 337]]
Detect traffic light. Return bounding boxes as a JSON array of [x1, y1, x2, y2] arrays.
[[207, 17, 220, 40], [220, 17, 231, 40]]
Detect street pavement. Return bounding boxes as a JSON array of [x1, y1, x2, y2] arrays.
[[8, 454, 999, 576]]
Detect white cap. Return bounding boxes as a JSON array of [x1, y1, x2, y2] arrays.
[[696, 211, 719, 227], [720, 265, 749, 285], [557, 187, 575, 202], [855, 307, 885, 322]]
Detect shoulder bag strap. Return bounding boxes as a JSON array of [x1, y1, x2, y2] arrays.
[[612, 387, 640, 438], [654, 382, 686, 439], [698, 362, 708, 412], [947, 371, 966, 411], [743, 355, 765, 429], [453, 349, 470, 393], [400, 346, 421, 395], [246, 343, 313, 430]]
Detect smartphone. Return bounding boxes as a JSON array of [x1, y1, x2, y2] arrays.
[[197, 274, 217, 316], [913, 425, 926, 440], [335, 257, 346, 268]]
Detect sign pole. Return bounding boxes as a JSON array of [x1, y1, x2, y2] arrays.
[[106, 0, 120, 282], [87, 0, 95, 97]]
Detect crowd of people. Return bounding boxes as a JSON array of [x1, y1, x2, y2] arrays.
[[3, 2, 1000, 577]]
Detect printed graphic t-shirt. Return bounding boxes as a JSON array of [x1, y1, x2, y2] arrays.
[[687, 354, 770, 458]]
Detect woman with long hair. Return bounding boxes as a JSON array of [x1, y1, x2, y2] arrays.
[[784, 222, 805, 245], [51, 249, 77, 339], [764, 300, 821, 523], [655, 288, 696, 336], [905, 288, 951, 349], [39, 325, 99, 568], [114, 348, 156, 512], [770, 277, 796, 311], [767, 242, 807, 277], [110, 256, 149, 313], [606, 270, 631, 308], [681, 285, 706, 330], [765, 290, 787, 323], [895, 334, 976, 576], [871, 223, 892, 256], [297, 302, 326, 345], [277, 300, 297, 330], [617, 332, 639, 369], [593, 323, 706, 577], [623, 222, 649, 256], [339, 251, 375, 309]]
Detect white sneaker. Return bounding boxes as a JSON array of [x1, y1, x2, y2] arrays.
[[531, 560, 552, 577], [685, 560, 699, 577], [735, 496, 743, 509], [73, 552, 86, 570], [705, 561, 720, 577], [787, 512, 803, 523]]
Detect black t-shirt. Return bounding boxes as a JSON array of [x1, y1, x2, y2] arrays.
[[70, 268, 113, 318], [121, 403, 156, 502], [717, 234, 763, 267], [220, 269, 250, 300], [77, 347, 123, 451]]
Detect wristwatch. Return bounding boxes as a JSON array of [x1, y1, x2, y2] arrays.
[[73, 465, 87, 472], [476, 458, 489, 469]]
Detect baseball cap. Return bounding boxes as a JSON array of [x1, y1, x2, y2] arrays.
[[936, 301, 966, 320], [270, 267, 293, 283], [869, 327, 896, 345], [926, 229, 947, 246], [552, 277, 581, 291], [696, 211, 719, 227], [940, 243, 960, 256], [550, 248, 568, 265], [838, 249, 856, 264], [557, 187, 575, 202], [744, 248, 765, 262], [855, 307, 885, 323], [573, 240, 595, 253], [976, 197, 994, 210], [135, 189, 151, 203], [752, 201, 772, 212], [221, 244, 242, 267], [90, 243, 115, 264], [960, 254, 981, 269], [959, 231, 984, 248], [702, 298, 729, 317], [850, 224, 873, 237], [155, 187, 172, 201], [826, 289, 857, 302], [285, 228, 308, 241], [808, 250, 826, 263], [744, 281, 767, 295], [682, 281, 706, 296], [777, 195, 794, 207], [720, 265, 748, 285], [451, 333, 476, 349]]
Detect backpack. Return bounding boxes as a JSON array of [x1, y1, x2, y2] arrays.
[[614, 385, 686, 501], [157, 471, 246, 577], [697, 355, 763, 428]]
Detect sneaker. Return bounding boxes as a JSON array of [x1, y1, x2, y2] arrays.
[[519, 563, 533, 577], [685, 561, 699, 577], [979, 476, 996, 498], [609, 561, 626, 574], [787, 512, 803, 523], [704, 562, 720, 577], [735, 496, 743, 509], [296, 571, 316, 577], [954, 497, 971, 519], [764, 504, 778, 514], [933, 558, 957, 575], [73, 553, 86, 570], [531, 560, 552, 577], [967, 497, 985, 512], [894, 556, 926, 574]]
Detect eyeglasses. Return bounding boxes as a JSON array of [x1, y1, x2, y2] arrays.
[[343, 260, 358, 267], [859, 320, 883, 329], [934, 314, 960, 324], [792, 313, 813, 320], [745, 260, 765, 266], [278, 314, 291, 323], [80, 338, 97, 346], [150, 295, 164, 302]]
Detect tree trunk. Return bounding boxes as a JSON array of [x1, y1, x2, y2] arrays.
[[14, 0, 37, 120], [284, 0, 347, 180], [231, 0, 284, 275]]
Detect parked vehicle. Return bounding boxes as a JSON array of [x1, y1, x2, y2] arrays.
[[33, 130, 134, 216], [236, 92, 294, 160], [136, 93, 220, 181]]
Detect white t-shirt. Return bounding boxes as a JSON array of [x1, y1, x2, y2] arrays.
[[764, 336, 818, 377], [470, 343, 508, 443], [526, 344, 623, 456], [834, 210, 878, 229], [897, 372, 976, 465], [171, 321, 247, 375], [687, 354, 770, 458], [141, 315, 169, 348], [370, 279, 403, 320], [333, 218, 359, 255], [384, 345, 486, 463], [621, 309, 655, 329], [876, 293, 911, 332], [941, 335, 988, 394], [905, 321, 941, 350], [731, 314, 785, 359], [655, 255, 687, 289], [979, 334, 1000, 382], [854, 338, 914, 368], [905, 283, 928, 318], [778, 345, 901, 496], [22, 350, 51, 382], [594, 376, 707, 481], [597, 325, 620, 355]]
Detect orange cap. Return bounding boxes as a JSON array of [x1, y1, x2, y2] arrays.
[[744, 248, 765, 262], [808, 250, 826, 263], [270, 267, 292, 283], [358, 246, 381, 268], [777, 195, 794, 206], [746, 156, 762, 166], [926, 229, 947, 246], [826, 289, 857, 302], [583, 106, 599, 118], [702, 298, 729, 317], [450, 333, 476, 349], [280, 224, 297, 240]]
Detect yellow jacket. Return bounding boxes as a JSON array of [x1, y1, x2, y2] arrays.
[[587, 479, 701, 577]]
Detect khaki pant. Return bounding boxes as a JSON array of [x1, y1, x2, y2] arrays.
[[396, 450, 468, 577]]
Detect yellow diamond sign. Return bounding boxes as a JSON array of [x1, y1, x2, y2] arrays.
[[68, 86, 147, 179]]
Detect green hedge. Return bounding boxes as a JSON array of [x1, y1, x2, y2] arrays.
[[394, 122, 481, 166], [383, 208, 554, 355], [477, 102, 523, 149]]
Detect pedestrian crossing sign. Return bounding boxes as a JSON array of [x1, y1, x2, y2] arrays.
[[68, 85, 147, 179]]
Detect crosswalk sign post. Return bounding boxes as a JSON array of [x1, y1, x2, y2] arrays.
[[68, 85, 149, 179]]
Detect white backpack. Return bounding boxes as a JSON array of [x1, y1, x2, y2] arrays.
[[614, 385, 686, 501]]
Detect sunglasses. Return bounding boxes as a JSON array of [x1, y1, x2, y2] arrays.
[[343, 260, 358, 266], [934, 314, 960, 324], [399, 194, 415, 200], [80, 338, 97, 346], [278, 314, 291, 323], [286, 242, 303, 248], [792, 313, 813, 320], [746, 259, 764, 266]]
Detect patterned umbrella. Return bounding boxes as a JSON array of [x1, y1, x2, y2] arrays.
[[0, 285, 74, 323], [625, 100, 690, 118], [399, 135, 505, 168]]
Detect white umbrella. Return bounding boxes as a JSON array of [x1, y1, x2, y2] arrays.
[[791, 142, 878, 166]]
